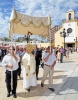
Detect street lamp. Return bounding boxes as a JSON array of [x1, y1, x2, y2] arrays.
[[74, 37, 77, 51], [60, 28, 69, 55]]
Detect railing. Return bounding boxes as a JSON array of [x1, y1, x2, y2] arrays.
[[62, 17, 78, 22]]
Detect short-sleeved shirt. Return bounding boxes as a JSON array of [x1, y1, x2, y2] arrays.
[[43, 52, 56, 66], [60, 48, 64, 53], [2, 53, 20, 71]]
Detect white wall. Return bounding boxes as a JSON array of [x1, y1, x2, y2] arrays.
[[64, 22, 76, 43]]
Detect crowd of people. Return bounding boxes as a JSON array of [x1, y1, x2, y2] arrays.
[[0, 47, 7, 61], [1, 45, 75, 98], [54, 46, 74, 63]]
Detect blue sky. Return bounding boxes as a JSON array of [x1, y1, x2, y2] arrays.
[[0, 0, 78, 40]]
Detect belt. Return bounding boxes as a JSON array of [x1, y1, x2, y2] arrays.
[[44, 64, 51, 67]]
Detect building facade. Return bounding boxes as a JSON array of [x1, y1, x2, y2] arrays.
[[55, 9, 78, 48], [48, 25, 61, 42]]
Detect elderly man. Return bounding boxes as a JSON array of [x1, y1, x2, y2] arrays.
[[22, 44, 37, 92], [41, 46, 56, 91], [32, 45, 42, 80], [2, 46, 20, 98]]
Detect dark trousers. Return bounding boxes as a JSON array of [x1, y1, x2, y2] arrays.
[[5, 70, 18, 94], [18, 62, 21, 76], [36, 65, 39, 77], [0, 56, 1, 61], [60, 53, 63, 63]]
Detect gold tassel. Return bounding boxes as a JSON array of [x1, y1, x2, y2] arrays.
[[26, 73, 28, 76], [33, 72, 35, 74]]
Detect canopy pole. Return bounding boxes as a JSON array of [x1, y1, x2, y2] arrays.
[[35, 35, 36, 45], [10, 22, 14, 91], [14, 33, 16, 47], [49, 15, 51, 52], [34, 14, 38, 46]]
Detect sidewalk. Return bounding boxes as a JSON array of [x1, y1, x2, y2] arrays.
[[0, 52, 78, 100]]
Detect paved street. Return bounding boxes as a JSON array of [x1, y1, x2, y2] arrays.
[[0, 52, 78, 100]]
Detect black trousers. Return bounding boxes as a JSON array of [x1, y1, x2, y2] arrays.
[[18, 62, 21, 76], [36, 65, 39, 77], [5, 70, 18, 94], [0, 56, 1, 61]]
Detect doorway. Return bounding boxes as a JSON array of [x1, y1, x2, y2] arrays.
[[67, 43, 75, 47]]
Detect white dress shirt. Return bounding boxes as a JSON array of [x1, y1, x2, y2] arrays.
[[2, 53, 20, 71], [43, 52, 56, 66]]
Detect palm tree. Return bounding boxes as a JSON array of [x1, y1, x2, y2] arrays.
[[3, 37, 10, 41]]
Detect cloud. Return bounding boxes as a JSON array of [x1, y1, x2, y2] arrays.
[[13, 0, 78, 40], [0, 1, 12, 6], [0, 12, 9, 37], [13, 0, 78, 26], [0, 0, 78, 37]]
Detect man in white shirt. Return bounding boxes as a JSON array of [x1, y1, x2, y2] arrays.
[[41, 46, 56, 91], [2, 46, 20, 98]]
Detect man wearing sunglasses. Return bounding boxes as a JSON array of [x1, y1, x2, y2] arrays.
[[2, 46, 20, 98]]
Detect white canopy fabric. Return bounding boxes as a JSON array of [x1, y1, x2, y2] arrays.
[[9, 8, 51, 38]]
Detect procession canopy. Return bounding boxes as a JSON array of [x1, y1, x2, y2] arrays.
[[9, 8, 51, 38]]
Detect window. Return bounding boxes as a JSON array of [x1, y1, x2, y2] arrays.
[[69, 13, 72, 20], [67, 28, 72, 33]]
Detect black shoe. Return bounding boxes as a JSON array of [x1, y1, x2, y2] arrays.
[[36, 76, 38, 80], [13, 94, 17, 98], [27, 88, 30, 92], [37, 77, 38, 80], [41, 83, 44, 87], [7, 93, 10, 97], [48, 88, 55, 91]]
